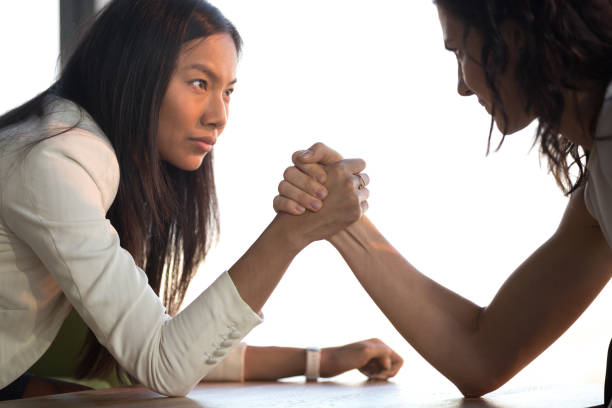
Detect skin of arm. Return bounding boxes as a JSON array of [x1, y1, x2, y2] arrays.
[[21, 155, 368, 397], [228, 158, 367, 314], [277, 145, 612, 397], [326, 187, 612, 396], [243, 339, 403, 381]]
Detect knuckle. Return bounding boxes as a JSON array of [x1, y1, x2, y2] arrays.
[[298, 191, 310, 203], [307, 178, 320, 193], [283, 166, 294, 179], [272, 196, 282, 211], [326, 165, 341, 180], [332, 164, 345, 177]]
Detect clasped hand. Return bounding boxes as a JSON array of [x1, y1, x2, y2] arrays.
[[273, 143, 370, 242], [321, 338, 403, 380]]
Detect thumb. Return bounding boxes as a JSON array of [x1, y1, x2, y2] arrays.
[[292, 142, 343, 165], [382, 356, 392, 371]]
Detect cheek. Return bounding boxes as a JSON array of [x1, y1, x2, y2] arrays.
[[462, 62, 488, 97], [157, 106, 186, 160]]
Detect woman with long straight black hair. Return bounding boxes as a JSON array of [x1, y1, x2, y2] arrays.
[[0, 0, 404, 400], [278, 0, 612, 403]]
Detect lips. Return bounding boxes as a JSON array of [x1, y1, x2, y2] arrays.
[[190, 136, 216, 145], [189, 137, 215, 153]]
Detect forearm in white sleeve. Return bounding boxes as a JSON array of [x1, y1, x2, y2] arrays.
[[1, 130, 262, 396]]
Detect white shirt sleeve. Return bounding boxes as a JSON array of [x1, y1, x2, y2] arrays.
[[201, 342, 247, 382], [1, 129, 262, 396]]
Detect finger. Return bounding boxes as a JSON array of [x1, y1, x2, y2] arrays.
[[357, 187, 370, 201], [358, 359, 382, 375], [381, 356, 392, 371], [292, 142, 344, 165], [361, 201, 369, 213], [283, 167, 328, 200], [278, 180, 323, 212], [358, 361, 378, 377], [389, 352, 404, 375], [370, 353, 404, 379], [353, 174, 368, 191], [370, 361, 402, 380], [273, 195, 306, 215], [357, 173, 370, 187], [387, 359, 403, 377], [294, 162, 328, 184], [339, 158, 366, 175]]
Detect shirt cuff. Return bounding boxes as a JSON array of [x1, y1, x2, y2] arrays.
[[201, 342, 247, 382]]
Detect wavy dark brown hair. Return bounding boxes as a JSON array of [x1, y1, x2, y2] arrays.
[[0, 0, 241, 383], [434, 0, 612, 194]]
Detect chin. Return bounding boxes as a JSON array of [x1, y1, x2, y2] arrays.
[[494, 114, 535, 135], [167, 155, 206, 171]]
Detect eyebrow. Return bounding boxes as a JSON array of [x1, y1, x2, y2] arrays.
[[184, 63, 237, 86]]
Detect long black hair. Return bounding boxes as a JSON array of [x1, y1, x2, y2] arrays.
[[434, 0, 612, 194], [0, 0, 241, 382]]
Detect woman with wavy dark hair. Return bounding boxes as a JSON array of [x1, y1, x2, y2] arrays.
[[277, 0, 612, 402], [0, 0, 404, 401]]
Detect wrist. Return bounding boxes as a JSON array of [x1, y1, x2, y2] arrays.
[[327, 217, 366, 248], [272, 213, 312, 251], [305, 347, 321, 382]]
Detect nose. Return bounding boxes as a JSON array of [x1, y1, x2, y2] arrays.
[[201, 93, 228, 131], [457, 64, 473, 97]]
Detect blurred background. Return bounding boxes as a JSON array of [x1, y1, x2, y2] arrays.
[[1, 0, 611, 395]]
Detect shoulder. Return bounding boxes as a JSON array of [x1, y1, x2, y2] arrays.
[[4, 98, 120, 211], [587, 81, 612, 202], [594, 81, 612, 140]]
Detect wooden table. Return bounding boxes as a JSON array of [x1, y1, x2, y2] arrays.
[[0, 381, 604, 407]]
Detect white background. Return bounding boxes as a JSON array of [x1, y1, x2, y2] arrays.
[[1, 0, 611, 395]]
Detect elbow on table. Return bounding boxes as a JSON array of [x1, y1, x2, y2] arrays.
[[456, 362, 514, 398], [145, 381, 194, 398], [139, 366, 199, 397], [457, 380, 502, 399]]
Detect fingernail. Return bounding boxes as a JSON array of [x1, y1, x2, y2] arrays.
[[315, 189, 326, 199], [311, 201, 321, 210], [300, 149, 313, 158], [296, 205, 305, 212], [316, 174, 326, 183]]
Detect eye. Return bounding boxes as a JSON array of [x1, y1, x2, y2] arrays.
[[224, 88, 234, 97], [190, 79, 208, 90]]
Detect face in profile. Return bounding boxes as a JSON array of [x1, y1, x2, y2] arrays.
[[436, 5, 536, 135], [157, 33, 238, 171]]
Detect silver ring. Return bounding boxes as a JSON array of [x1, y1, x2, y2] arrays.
[[357, 173, 366, 190]]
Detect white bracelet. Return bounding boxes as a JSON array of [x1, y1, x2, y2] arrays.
[[305, 347, 321, 382]]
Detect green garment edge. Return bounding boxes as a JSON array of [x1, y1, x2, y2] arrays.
[[28, 308, 132, 390]]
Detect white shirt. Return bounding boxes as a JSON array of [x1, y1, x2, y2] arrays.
[[585, 81, 612, 246], [0, 97, 262, 395]]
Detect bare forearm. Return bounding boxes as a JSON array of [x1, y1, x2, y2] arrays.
[[329, 217, 490, 393], [330, 212, 612, 396], [243, 346, 306, 381], [229, 215, 307, 314]]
